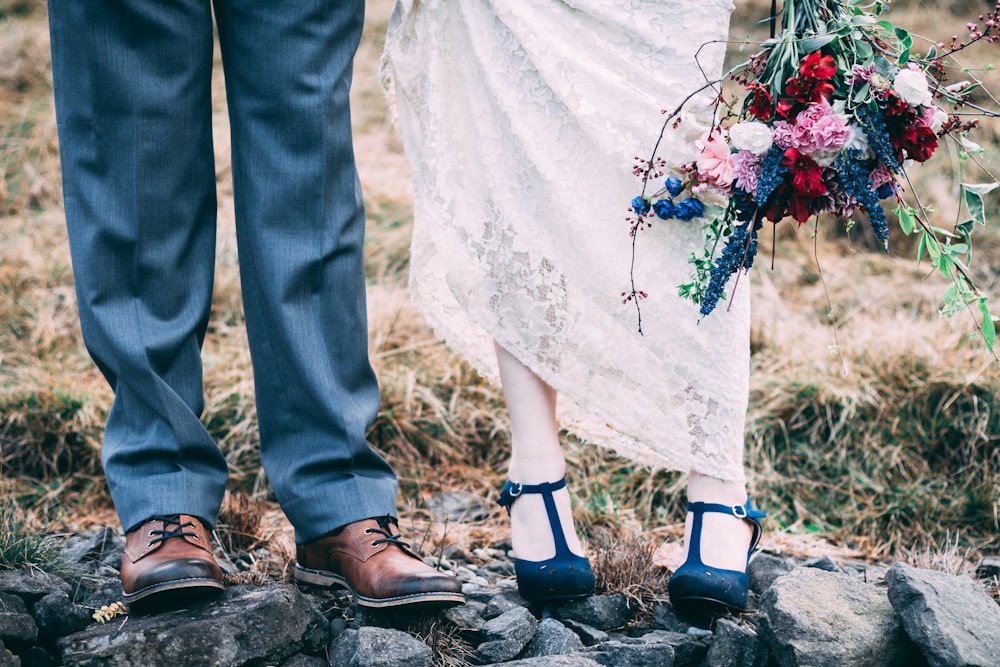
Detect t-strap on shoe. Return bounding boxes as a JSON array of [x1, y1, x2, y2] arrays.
[[667, 495, 765, 622], [497, 478, 595, 602]]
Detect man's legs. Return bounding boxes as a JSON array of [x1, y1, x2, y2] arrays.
[[48, 0, 228, 532], [212, 0, 396, 543]]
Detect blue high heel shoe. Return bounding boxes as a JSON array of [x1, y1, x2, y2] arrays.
[[497, 478, 596, 602], [667, 496, 765, 620]]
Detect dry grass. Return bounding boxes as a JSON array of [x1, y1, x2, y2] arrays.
[[1, 0, 998, 595], [590, 526, 671, 626]]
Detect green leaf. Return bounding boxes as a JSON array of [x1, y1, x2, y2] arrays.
[[948, 243, 970, 254], [797, 34, 838, 52], [917, 233, 928, 264], [895, 206, 916, 235], [957, 219, 976, 239], [962, 182, 999, 225], [979, 299, 996, 354], [938, 253, 953, 277]]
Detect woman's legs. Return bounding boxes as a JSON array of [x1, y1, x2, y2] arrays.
[[684, 472, 755, 571], [494, 342, 585, 561]]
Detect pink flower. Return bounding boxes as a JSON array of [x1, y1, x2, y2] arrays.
[[732, 150, 763, 193], [771, 121, 796, 149], [789, 101, 840, 153], [870, 162, 894, 190], [809, 114, 851, 152], [695, 132, 735, 188]]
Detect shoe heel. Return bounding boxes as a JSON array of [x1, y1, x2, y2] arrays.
[[497, 479, 595, 602], [667, 496, 765, 623]]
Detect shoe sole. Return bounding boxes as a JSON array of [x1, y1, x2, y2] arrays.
[[294, 564, 465, 608], [122, 577, 225, 606], [669, 594, 742, 627]]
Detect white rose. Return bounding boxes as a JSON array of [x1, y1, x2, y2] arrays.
[[893, 68, 933, 107], [930, 106, 949, 133], [845, 124, 873, 159], [728, 121, 773, 154]]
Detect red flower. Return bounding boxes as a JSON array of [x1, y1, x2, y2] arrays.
[[781, 148, 827, 197], [787, 195, 813, 223], [881, 92, 910, 116], [747, 84, 773, 120], [898, 123, 939, 162], [799, 52, 838, 80], [779, 77, 835, 118]]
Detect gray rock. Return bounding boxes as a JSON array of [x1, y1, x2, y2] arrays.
[[757, 567, 914, 667], [886, 562, 1000, 667], [0, 640, 20, 667], [802, 556, 842, 573], [974, 556, 1000, 582], [279, 655, 326, 667], [443, 599, 485, 633], [425, 492, 491, 523], [480, 561, 516, 578], [58, 584, 326, 666], [0, 595, 27, 616], [556, 594, 633, 631], [483, 594, 520, 619], [32, 590, 92, 640], [480, 657, 603, 667], [562, 618, 609, 646], [652, 605, 692, 633], [634, 630, 708, 666], [462, 584, 499, 604], [748, 552, 794, 596], [521, 617, 584, 658], [583, 639, 676, 666], [61, 526, 125, 570], [0, 592, 37, 650], [329, 627, 432, 667], [476, 606, 539, 663], [0, 571, 70, 604], [705, 618, 759, 667]]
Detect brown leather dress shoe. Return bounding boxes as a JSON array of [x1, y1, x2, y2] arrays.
[[121, 514, 224, 604], [295, 517, 465, 608]]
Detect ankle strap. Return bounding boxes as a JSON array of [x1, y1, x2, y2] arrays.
[[686, 495, 766, 560], [685, 498, 766, 522], [497, 478, 567, 511]]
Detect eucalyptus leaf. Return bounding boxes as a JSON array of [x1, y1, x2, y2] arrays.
[[979, 299, 996, 354], [962, 182, 999, 225]]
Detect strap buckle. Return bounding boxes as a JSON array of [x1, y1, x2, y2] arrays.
[[508, 482, 523, 498], [732, 503, 748, 519]]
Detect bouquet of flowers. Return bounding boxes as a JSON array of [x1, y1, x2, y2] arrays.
[[628, 0, 999, 350]]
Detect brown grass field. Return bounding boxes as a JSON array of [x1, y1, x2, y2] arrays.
[[2, 0, 1000, 587]]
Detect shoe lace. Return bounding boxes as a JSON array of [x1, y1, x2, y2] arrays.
[[365, 517, 412, 550], [147, 514, 201, 546]]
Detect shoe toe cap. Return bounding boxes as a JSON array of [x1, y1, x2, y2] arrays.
[[132, 557, 223, 592]]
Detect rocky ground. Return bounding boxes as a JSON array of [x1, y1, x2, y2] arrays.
[[1, 516, 999, 667]]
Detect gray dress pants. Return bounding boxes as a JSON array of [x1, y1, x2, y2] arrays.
[[47, 0, 397, 542]]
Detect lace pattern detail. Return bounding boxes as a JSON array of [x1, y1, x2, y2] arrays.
[[385, 0, 750, 481]]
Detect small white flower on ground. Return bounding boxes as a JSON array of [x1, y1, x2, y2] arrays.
[[728, 121, 773, 154], [893, 68, 933, 107]]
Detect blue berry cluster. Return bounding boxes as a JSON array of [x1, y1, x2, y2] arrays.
[[836, 149, 890, 248], [754, 145, 789, 205], [856, 103, 901, 173]]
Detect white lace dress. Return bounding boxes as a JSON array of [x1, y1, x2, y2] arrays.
[[383, 0, 750, 481]]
